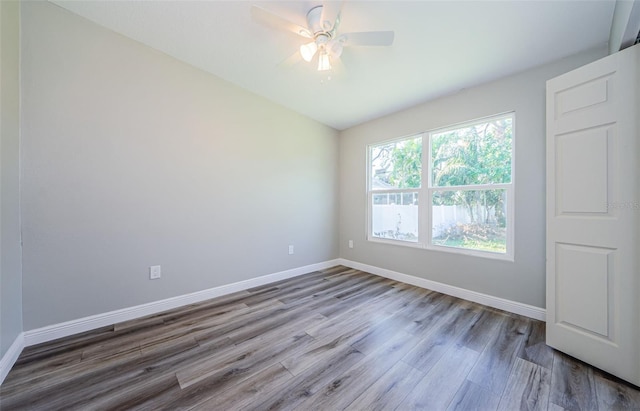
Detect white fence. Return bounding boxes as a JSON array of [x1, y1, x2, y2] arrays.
[[372, 204, 419, 240], [373, 204, 499, 239]]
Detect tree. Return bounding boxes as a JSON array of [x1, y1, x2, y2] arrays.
[[388, 138, 421, 188], [371, 137, 421, 189], [431, 118, 512, 226]]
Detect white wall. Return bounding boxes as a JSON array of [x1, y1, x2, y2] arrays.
[[1, 0, 24, 359], [339, 47, 607, 309], [20, 2, 339, 330]]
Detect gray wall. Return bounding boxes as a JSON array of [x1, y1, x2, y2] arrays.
[[338, 47, 607, 309], [20, 2, 339, 330], [1, 0, 24, 357]]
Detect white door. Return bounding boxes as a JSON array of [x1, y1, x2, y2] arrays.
[[546, 44, 639, 386]]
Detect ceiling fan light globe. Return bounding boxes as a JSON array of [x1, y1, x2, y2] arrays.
[[318, 53, 332, 71], [300, 41, 318, 62]]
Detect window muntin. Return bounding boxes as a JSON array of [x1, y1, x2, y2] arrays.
[[367, 113, 514, 260]]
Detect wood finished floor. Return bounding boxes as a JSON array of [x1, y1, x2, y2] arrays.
[[2, 266, 640, 410]]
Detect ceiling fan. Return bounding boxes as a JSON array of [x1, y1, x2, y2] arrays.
[[251, 3, 394, 72]]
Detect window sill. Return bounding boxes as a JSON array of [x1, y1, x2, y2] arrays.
[[367, 236, 514, 262], [426, 244, 514, 262]]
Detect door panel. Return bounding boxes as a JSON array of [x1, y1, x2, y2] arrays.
[[555, 74, 611, 115], [546, 44, 639, 386], [555, 243, 613, 339], [556, 127, 610, 214]]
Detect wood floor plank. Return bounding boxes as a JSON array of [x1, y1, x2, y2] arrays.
[[113, 290, 249, 331], [321, 265, 359, 279], [192, 300, 306, 348], [243, 269, 365, 307], [518, 319, 554, 370], [175, 312, 325, 388], [242, 343, 366, 411], [122, 288, 252, 331], [12, 325, 116, 366], [594, 369, 640, 410], [136, 302, 253, 350], [16, 335, 210, 410], [0, 345, 143, 404], [304, 287, 400, 340], [549, 351, 599, 411], [70, 369, 180, 411], [149, 354, 295, 411], [218, 307, 326, 346], [345, 360, 424, 411], [297, 330, 420, 410], [315, 281, 404, 319], [0, 346, 84, 388], [334, 276, 396, 301], [245, 269, 326, 293], [347, 292, 426, 352], [128, 379, 183, 411], [398, 343, 480, 410], [457, 308, 506, 352], [467, 314, 529, 395], [136, 330, 304, 409], [139, 334, 200, 356], [447, 380, 501, 411], [280, 308, 391, 377], [167, 333, 317, 408], [185, 363, 295, 411], [82, 301, 250, 362], [403, 293, 459, 336], [278, 272, 377, 306], [4, 266, 640, 411], [402, 300, 480, 373], [497, 357, 551, 411]]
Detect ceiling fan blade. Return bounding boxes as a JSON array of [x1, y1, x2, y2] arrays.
[[251, 5, 312, 38], [339, 31, 395, 47], [278, 51, 303, 69], [321, 1, 344, 33]]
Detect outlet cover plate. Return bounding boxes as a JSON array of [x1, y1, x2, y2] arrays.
[[149, 265, 161, 280]]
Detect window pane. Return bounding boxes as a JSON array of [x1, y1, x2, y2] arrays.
[[372, 192, 418, 242], [432, 189, 507, 253], [370, 137, 422, 190], [431, 117, 512, 187]]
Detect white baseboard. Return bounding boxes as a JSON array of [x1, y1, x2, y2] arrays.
[[0, 332, 25, 385], [23, 259, 341, 347], [337, 258, 546, 321]]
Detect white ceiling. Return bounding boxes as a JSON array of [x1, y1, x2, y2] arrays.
[[51, 0, 616, 130]]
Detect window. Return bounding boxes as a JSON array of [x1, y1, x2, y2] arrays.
[[369, 136, 421, 243], [367, 113, 514, 260]]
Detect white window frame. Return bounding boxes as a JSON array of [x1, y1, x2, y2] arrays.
[[366, 112, 515, 261], [367, 134, 424, 247]]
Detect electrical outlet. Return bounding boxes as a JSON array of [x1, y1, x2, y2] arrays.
[[149, 265, 161, 280], [288, 245, 294, 255], [348, 240, 354, 249]]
